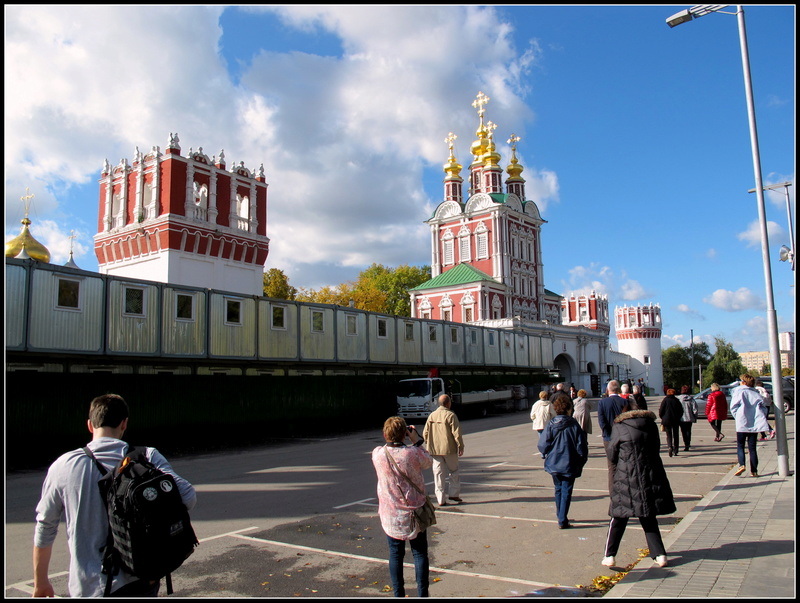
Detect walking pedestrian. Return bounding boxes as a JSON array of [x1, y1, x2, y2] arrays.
[[572, 389, 593, 434], [423, 395, 465, 506], [538, 394, 588, 529], [705, 383, 728, 441], [372, 416, 433, 597], [597, 380, 627, 493], [33, 394, 196, 598], [601, 402, 675, 569], [730, 374, 769, 477], [754, 380, 776, 441], [678, 385, 698, 451], [632, 385, 648, 410], [658, 389, 683, 457], [530, 391, 556, 439]]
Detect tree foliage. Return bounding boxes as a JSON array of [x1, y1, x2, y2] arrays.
[[292, 263, 431, 316], [263, 268, 297, 300], [701, 337, 745, 388], [662, 342, 712, 393]]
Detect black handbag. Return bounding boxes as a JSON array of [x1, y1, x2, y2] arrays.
[[384, 447, 437, 532]]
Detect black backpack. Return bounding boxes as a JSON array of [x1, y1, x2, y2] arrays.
[[83, 445, 198, 596]]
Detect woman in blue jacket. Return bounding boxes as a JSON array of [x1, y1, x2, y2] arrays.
[[538, 393, 588, 529]]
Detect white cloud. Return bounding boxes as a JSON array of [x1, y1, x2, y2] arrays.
[[736, 219, 785, 248], [703, 287, 764, 312], [675, 304, 705, 321], [560, 263, 654, 305]]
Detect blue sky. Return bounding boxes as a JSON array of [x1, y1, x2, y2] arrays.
[[5, 5, 795, 355]]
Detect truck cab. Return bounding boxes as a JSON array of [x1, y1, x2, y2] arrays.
[[396, 377, 445, 420]]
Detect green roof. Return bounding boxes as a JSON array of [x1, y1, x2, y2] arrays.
[[411, 263, 498, 291]]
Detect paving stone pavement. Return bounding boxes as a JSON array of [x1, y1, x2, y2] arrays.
[[606, 413, 795, 599]]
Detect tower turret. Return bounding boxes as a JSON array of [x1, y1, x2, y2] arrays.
[[615, 303, 664, 395]]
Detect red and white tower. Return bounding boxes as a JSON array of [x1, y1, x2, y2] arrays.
[[615, 303, 664, 395], [411, 92, 549, 323], [93, 133, 269, 295], [562, 291, 610, 334]]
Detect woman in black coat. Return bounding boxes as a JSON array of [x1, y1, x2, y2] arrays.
[[658, 388, 684, 457], [602, 406, 676, 569]]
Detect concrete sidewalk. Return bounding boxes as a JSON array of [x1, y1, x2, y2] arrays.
[[606, 414, 795, 598]]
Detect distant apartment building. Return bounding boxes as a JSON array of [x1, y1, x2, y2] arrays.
[[740, 331, 795, 372]]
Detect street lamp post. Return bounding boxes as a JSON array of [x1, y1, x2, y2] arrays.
[[666, 5, 789, 477], [749, 182, 795, 271]]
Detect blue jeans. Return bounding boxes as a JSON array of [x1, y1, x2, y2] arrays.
[[737, 432, 759, 472], [387, 532, 429, 597], [551, 474, 575, 526]]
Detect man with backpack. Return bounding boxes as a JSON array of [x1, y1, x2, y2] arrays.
[[33, 393, 197, 597]]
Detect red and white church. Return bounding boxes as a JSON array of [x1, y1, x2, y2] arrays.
[[410, 92, 662, 394]]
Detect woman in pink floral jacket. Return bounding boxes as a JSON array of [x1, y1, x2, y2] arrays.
[[372, 416, 433, 597]]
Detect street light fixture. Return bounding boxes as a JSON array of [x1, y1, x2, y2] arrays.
[[666, 5, 789, 477], [749, 181, 795, 272]]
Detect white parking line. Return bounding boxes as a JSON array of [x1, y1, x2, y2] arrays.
[[229, 532, 558, 589]]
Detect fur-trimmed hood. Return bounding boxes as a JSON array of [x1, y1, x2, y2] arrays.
[[614, 409, 656, 423]]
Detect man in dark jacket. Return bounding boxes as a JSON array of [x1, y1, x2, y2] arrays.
[[602, 406, 675, 569], [658, 389, 684, 457], [597, 380, 626, 494], [538, 394, 588, 529]]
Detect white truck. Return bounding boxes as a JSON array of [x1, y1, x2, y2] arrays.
[[396, 377, 519, 420]]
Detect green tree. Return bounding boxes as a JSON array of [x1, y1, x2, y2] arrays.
[[662, 341, 712, 393], [292, 264, 430, 316], [263, 268, 297, 300], [701, 337, 745, 388], [353, 263, 430, 316]]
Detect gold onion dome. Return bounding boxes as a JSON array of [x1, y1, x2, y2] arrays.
[[5, 217, 51, 263], [443, 132, 462, 178], [506, 134, 524, 180], [483, 122, 501, 167]]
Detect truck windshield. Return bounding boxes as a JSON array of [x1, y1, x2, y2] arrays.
[[397, 381, 431, 398]]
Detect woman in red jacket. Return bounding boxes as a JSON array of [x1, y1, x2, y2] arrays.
[[706, 383, 728, 441]]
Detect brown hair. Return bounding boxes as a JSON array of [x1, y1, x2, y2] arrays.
[[681, 385, 690, 394], [88, 394, 129, 429], [577, 389, 587, 398], [740, 373, 755, 387], [383, 416, 408, 443], [666, 388, 676, 396], [553, 393, 573, 415]]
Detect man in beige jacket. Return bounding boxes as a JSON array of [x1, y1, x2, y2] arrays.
[[423, 394, 465, 506]]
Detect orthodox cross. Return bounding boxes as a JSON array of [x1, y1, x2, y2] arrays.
[[508, 133, 521, 149], [20, 187, 35, 219], [472, 91, 490, 117], [445, 132, 457, 151]]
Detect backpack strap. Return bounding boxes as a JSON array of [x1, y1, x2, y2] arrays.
[[82, 446, 110, 476], [82, 446, 116, 596]]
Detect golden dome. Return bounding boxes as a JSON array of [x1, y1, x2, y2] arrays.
[[5, 217, 51, 263], [506, 134, 525, 180], [443, 132, 463, 178]]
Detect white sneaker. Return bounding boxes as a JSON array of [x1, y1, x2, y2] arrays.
[[601, 556, 616, 567], [655, 555, 667, 567]]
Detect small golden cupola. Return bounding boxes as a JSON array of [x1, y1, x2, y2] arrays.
[[505, 133, 526, 201], [469, 91, 491, 161], [443, 132, 464, 204], [5, 189, 51, 263]]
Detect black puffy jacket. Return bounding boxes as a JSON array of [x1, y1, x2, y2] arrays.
[[607, 410, 676, 519]]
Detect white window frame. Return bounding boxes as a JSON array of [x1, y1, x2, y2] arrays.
[[122, 285, 146, 318], [175, 292, 195, 322], [224, 297, 243, 326], [55, 277, 82, 311], [271, 304, 287, 330]]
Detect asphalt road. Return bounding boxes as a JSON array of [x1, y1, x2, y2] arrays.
[[5, 402, 750, 598]]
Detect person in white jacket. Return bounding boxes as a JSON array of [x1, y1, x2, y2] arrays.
[[531, 391, 557, 454], [730, 374, 769, 477]]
